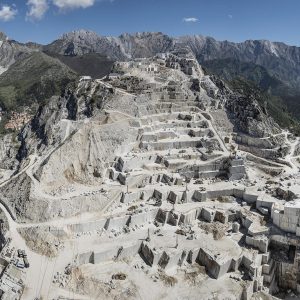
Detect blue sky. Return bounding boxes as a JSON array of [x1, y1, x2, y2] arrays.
[[0, 0, 299, 45]]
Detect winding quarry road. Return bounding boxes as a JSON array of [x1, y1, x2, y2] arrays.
[[0, 201, 87, 299], [0, 201, 49, 299], [284, 133, 300, 175]]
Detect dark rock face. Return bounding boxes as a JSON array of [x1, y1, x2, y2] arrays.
[[64, 42, 76, 56], [225, 88, 280, 138], [0, 172, 32, 220], [275, 188, 297, 201], [66, 93, 78, 120], [16, 81, 114, 164], [0, 134, 19, 170], [16, 136, 28, 163], [16, 96, 62, 164]]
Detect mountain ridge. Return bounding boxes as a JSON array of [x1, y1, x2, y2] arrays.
[[1, 29, 300, 134], [42, 30, 300, 88], [2, 29, 300, 87]]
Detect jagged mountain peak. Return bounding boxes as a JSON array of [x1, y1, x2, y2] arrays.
[[119, 31, 166, 38], [60, 29, 101, 40]]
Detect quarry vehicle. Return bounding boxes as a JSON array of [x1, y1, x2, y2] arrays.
[[23, 257, 29, 268], [17, 261, 25, 269]]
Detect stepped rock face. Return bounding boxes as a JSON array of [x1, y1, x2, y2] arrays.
[[0, 50, 282, 222], [1, 37, 300, 300]]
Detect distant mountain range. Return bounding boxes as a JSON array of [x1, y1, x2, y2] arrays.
[[1, 30, 300, 85], [43, 30, 300, 88], [0, 29, 300, 132]]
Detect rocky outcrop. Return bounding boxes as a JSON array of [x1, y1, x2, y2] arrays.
[[0, 172, 32, 220], [0, 134, 19, 170], [226, 92, 280, 138], [275, 188, 297, 201], [17, 81, 114, 161]]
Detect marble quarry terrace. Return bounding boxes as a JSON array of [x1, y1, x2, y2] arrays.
[[1, 48, 300, 300]]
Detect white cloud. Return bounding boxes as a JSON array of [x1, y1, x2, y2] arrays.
[[25, 0, 96, 20], [26, 0, 49, 21], [52, 0, 95, 10], [183, 17, 198, 23], [0, 5, 17, 22], [228, 14, 233, 19]]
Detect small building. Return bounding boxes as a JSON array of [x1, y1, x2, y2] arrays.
[[224, 136, 231, 144], [145, 63, 159, 73], [79, 76, 92, 82], [0, 263, 25, 299], [108, 73, 121, 80]]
